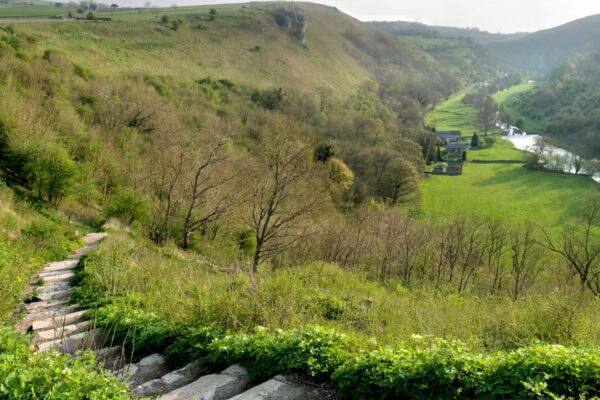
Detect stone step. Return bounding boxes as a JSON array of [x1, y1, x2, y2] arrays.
[[37, 281, 72, 294], [32, 309, 88, 331], [97, 346, 129, 371], [117, 353, 170, 387], [42, 260, 79, 273], [227, 375, 334, 400], [37, 328, 106, 353], [36, 288, 74, 302], [35, 320, 92, 341], [160, 365, 250, 400], [25, 299, 70, 313], [38, 271, 75, 284], [132, 360, 205, 398], [83, 232, 108, 245], [25, 304, 80, 322]]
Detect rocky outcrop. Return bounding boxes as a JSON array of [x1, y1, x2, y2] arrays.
[[273, 7, 308, 45]]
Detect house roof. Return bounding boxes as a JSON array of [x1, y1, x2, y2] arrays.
[[446, 143, 469, 149], [438, 131, 461, 136]]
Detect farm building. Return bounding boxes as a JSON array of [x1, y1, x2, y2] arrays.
[[437, 131, 461, 144], [446, 143, 469, 158]]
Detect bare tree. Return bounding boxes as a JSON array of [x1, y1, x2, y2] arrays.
[[246, 119, 323, 275], [541, 199, 600, 295], [482, 220, 507, 295], [180, 134, 234, 250], [509, 222, 545, 299]]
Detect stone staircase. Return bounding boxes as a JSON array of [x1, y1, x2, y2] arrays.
[[19, 232, 338, 400]]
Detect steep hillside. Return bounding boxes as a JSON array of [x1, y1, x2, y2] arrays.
[[370, 20, 523, 45], [370, 20, 502, 84], [512, 52, 600, 158], [5, 2, 463, 100], [485, 14, 600, 72]]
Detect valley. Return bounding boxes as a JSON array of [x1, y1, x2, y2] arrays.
[[0, 1, 599, 399]]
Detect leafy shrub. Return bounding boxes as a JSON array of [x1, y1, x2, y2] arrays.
[[164, 324, 223, 367], [333, 341, 600, 400], [0, 325, 131, 399], [481, 345, 600, 399], [333, 339, 477, 400], [206, 326, 352, 380], [105, 187, 148, 226], [251, 88, 284, 110], [24, 142, 77, 206], [95, 303, 179, 358]]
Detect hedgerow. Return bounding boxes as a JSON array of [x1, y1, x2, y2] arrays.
[[0, 326, 131, 399], [91, 302, 600, 399]]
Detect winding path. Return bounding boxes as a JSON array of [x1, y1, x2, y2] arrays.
[[18, 232, 336, 399]]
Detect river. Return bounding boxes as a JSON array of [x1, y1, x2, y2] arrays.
[[502, 133, 600, 183]]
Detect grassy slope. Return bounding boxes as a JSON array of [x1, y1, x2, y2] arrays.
[[0, 185, 84, 323], [425, 92, 479, 135], [1, 2, 442, 98], [422, 90, 599, 226], [492, 82, 544, 132], [485, 14, 600, 72]]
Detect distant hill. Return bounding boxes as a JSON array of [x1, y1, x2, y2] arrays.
[[370, 20, 524, 45], [372, 16, 600, 74], [512, 52, 600, 158], [485, 14, 600, 73], [369, 21, 504, 85]]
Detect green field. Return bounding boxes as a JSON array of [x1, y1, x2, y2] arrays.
[[425, 92, 479, 135], [423, 88, 599, 226], [0, 3, 243, 19], [493, 82, 544, 132]]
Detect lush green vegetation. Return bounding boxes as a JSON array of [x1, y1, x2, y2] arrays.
[[492, 82, 543, 132], [1, 3, 600, 398], [512, 53, 600, 159], [485, 14, 600, 73], [0, 326, 131, 399], [423, 83, 600, 226], [0, 183, 84, 323], [422, 142, 599, 225], [424, 92, 480, 134], [369, 22, 501, 87]]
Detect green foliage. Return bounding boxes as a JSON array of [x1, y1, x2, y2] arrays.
[[513, 53, 600, 158], [0, 325, 131, 399], [207, 326, 352, 380], [105, 187, 148, 226], [333, 341, 600, 400], [24, 142, 77, 206], [251, 88, 284, 110], [314, 144, 335, 162], [0, 183, 82, 321], [471, 132, 479, 148], [73, 63, 94, 81], [164, 324, 223, 367], [95, 303, 178, 357]]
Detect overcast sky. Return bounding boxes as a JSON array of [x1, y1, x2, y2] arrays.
[[130, 0, 600, 33]]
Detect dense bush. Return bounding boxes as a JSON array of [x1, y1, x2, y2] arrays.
[[0, 326, 131, 399], [207, 326, 352, 380], [89, 299, 600, 400], [333, 342, 600, 399], [105, 187, 149, 226], [24, 142, 77, 206]]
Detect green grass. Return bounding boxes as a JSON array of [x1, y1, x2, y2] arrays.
[[426, 93, 478, 135], [1, 3, 373, 97], [422, 156, 599, 225], [493, 82, 544, 133], [423, 87, 599, 226]]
